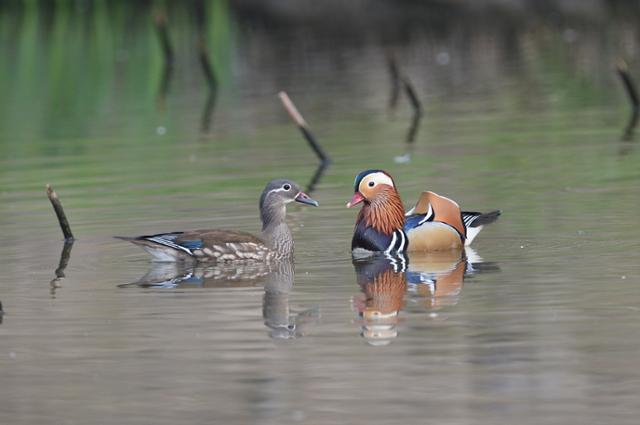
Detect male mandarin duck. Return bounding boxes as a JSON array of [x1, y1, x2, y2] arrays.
[[117, 179, 318, 262], [347, 169, 500, 254]]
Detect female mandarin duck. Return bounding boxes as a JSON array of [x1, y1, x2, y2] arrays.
[[347, 169, 500, 254], [117, 179, 318, 262]]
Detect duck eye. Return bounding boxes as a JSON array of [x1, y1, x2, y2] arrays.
[[283, 184, 291, 191], [368, 181, 375, 187]]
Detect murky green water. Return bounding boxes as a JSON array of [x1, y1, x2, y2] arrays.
[[1, 2, 640, 424]]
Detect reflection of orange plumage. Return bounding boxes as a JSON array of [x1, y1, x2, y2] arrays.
[[409, 251, 466, 308], [353, 258, 407, 344], [362, 267, 407, 317]]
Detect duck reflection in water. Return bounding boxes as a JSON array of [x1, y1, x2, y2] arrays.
[[352, 254, 407, 345], [119, 260, 319, 339], [352, 248, 497, 345]]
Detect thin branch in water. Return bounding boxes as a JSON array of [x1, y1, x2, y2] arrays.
[[386, 51, 401, 111], [46, 184, 74, 242], [401, 76, 423, 118], [54, 242, 74, 279], [306, 161, 330, 194], [153, 10, 174, 67], [198, 36, 218, 133], [193, 0, 215, 87], [385, 54, 422, 117], [0, 301, 3, 324], [394, 74, 424, 163], [200, 86, 218, 133], [156, 64, 173, 112], [278, 91, 331, 165], [395, 112, 423, 164], [198, 37, 217, 89], [616, 60, 639, 141], [50, 241, 74, 297], [154, 9, 174, 111], [406, 108, 422, 144]]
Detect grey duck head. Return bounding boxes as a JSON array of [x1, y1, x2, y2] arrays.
[[259, 179, 318, 230]]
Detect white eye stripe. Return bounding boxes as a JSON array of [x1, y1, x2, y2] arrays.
[[268, 187, 290, 195], [360, 172, 394, 192]]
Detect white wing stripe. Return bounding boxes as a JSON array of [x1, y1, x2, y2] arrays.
[[397, 230, 406, 252], [418, 203, 434, 225], [385, 232, 398, 255], [147, 236, 193, 255], [462, 213, 480, 227]]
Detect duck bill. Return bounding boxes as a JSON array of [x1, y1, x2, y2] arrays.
[[295, 191, 319, 207], [346, 192, 365, 208]]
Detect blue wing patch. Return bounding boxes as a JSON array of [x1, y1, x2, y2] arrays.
[[404, 214, 430, 232], [178, 239, 204, 250]]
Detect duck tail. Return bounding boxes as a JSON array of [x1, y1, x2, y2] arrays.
[[467, 210, 501, 227], [114, 234, 192, 262], [462, 210, 501, 245]]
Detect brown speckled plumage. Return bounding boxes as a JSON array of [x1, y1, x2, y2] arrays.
[[117, 179, 318, 262]]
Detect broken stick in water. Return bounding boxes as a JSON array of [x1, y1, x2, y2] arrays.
[[278, 91, 331, 165], [401, 76, 423, 118], [154, 9, 174, 111], [154, 10, 174, 67], [616, 60, 639, 141], [199, 36, 218, 133], [386, 52, 401, 111], [306, 161, 330, 194], [50, 241, 74, 297], [394, 75, 424, 164], [46, 184, 74, 242]]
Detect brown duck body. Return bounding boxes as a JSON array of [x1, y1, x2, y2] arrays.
[[117, 229, 274, 262], [118, 179, 318, 263], [174, 230, 272, 261]]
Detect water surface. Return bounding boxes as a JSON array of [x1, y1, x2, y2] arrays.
[[1, 3, 640, 424]]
